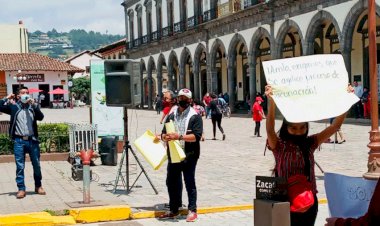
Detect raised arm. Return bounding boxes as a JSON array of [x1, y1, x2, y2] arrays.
[[265, 85, 278, 149], [315, 85, 353, 146]]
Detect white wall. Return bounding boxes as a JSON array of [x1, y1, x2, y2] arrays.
[[5, 71, 70, 101], [0, 24, 29, 53]]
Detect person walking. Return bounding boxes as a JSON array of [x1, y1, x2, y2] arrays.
[[353, 81, 363, 118], [202, 92, 212, 119], [252, 96, 265, 137], [192, 99, 205, 141], [265, 85, 351, 226], [0, 86, 45, 199], [209, 93, 226, 140], [159, 88, 203, 222], [154, 94, 162, 115], [362, 87, 370, 119]]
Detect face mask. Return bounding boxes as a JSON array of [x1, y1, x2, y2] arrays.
[[178, 100, 190, 108], [20, 94, 30, 104]]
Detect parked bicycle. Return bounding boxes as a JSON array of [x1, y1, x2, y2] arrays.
[[222, 105, 231, 118]]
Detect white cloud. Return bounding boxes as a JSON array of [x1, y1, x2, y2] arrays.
[[0, 0, 125, 35]]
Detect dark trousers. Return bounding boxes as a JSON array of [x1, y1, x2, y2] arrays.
[[254, 121, 261, 136], [290, 194, 318, 226], [211, 114, 224, 137], [354, 102, 363, 118], [166, 158, 198, 213]]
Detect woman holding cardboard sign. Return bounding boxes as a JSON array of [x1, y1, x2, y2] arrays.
[[265, 85, 352, 226]]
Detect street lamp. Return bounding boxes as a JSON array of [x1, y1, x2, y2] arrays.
[[363, 0, 380, 180], [13, 70, 28, 88]]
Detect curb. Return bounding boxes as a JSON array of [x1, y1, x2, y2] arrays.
[[0, 199, 328, 225]]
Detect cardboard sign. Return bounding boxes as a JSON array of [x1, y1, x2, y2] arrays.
[[134, 130, 167, 170], [256, 176, 287, 201], [325, 172, 377, 218], [262, 54, 359, 122]]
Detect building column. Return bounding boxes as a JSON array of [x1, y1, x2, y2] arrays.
[[168, 64, 174, 91], [179, 64, 185, 89], [228, 53, 236, 112], [193, 62, 200, 100], [211, 68, 218, 94], [248, 53, 257, 109], [147, 70, 153, 109], [157, 67, 163, 98], [341, 48, 352, 83], [140, 63, 144, 108], [206, 52, 212, 93]]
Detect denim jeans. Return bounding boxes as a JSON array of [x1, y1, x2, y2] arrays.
[[166, 158, 198, 213], [14, 137, 42, 191]]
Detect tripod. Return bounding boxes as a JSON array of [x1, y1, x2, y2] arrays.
[[113, 107, 158, 194]]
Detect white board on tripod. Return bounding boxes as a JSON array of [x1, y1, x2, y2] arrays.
[[134, 130, 167, 170]]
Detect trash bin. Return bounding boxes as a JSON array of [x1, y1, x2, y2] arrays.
[[99, 136, 118, 166]]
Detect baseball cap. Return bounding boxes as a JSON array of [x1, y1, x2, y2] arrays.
[[178, 88, 192, 99]]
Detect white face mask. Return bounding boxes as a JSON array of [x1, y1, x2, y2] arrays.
[[20, 94, 30, 103]]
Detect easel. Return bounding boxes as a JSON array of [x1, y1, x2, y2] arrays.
[[113, 107, 158, 194]]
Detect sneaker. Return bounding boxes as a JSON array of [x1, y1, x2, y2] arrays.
[[158, 211, 179, 219], [186, 211, 198, 222]]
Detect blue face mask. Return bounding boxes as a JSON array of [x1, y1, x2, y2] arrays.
[[20, 94, 30, 104]]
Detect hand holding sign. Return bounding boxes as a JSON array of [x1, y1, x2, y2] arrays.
[[262, 54, 359, 122]]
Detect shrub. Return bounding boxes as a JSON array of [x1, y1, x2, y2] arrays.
[[38, 123, 69, 153], [0, 134, 13, 155]]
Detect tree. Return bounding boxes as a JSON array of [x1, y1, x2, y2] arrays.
[[71, 77, 91, 103]]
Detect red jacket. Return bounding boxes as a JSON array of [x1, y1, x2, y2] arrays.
[[252, 101, 263, 122]]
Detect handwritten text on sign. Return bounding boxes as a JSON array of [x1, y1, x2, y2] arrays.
[[262, 55, 359, 122]]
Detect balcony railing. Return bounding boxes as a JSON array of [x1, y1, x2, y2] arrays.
[[151, 31, 158, 41], [244, 0, 265, 9], [204, 8, 218, 22], [188, 16, 195, 29], [142, 35, 148, 44], [194, 15, 203, 25], [162, 26, 171, 37], [174, 21, 186, 33]]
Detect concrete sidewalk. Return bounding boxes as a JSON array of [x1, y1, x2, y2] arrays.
[[0, 108, 373, 225]]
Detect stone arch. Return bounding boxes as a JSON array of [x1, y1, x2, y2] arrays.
[[275, 20, 304, 59], [304, 10, 342, 55], [168, 51, 179, 90], [194, 43, 207, 99], [179, 47, 193, 89], [249, 27, 271, 57], [210, 39, 226, 69], [228, 33, 248, 58], [341, 1, 380, 54]]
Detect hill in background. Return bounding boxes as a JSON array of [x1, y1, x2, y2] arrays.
[[29, 29, 123, 60]]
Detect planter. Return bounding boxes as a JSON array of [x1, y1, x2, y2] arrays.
[[0, 152, 69, 163]]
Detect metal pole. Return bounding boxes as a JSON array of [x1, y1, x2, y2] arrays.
[[83, 164, 91, 204], [124, 106, 130, 193], [364, 0, 380, 179]]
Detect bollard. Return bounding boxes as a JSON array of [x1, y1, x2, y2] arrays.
[[77, 149, 98, 204]]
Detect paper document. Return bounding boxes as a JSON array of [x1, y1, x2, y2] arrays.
[[165, 120, 186, 163], [134, 130, 167, 170]]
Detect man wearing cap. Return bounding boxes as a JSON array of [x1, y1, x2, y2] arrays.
[[159, 88, 203, 222], [252, 96, 265, 137]]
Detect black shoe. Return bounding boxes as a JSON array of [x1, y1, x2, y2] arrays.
[[222, 134, 226, 140]]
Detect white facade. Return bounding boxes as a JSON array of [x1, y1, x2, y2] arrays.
[[66, 52, 102, 78], [0, 23, 29, 53], [5, 70, 70, 101]]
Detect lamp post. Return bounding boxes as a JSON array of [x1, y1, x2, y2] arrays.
[[13, 70, 27, 89], [363, 0, 380, 180]]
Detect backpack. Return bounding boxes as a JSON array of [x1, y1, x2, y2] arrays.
[[216, 99, 223, 115]]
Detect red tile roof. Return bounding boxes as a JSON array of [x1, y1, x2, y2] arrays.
[[0, 53, 84, 73]]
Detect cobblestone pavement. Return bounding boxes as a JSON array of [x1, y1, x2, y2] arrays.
[[0, 107, 373, 225]]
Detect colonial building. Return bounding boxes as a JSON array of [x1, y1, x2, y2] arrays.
[[0, 53, 83, 107], [0, 21, 29, 53], [64, 50, 102, 78], [123, 0, 380, 111], [92, 38, 127, 60]]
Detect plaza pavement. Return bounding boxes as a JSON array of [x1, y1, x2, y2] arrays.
[[0, 107, 373, 225]]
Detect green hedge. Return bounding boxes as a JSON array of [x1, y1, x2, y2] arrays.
[[0, 123, 70, 155]]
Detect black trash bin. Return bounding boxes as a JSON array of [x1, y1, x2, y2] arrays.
[[99, 136, 118, 166]]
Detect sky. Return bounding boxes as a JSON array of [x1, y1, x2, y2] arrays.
[[0, 0, 126, 35]]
